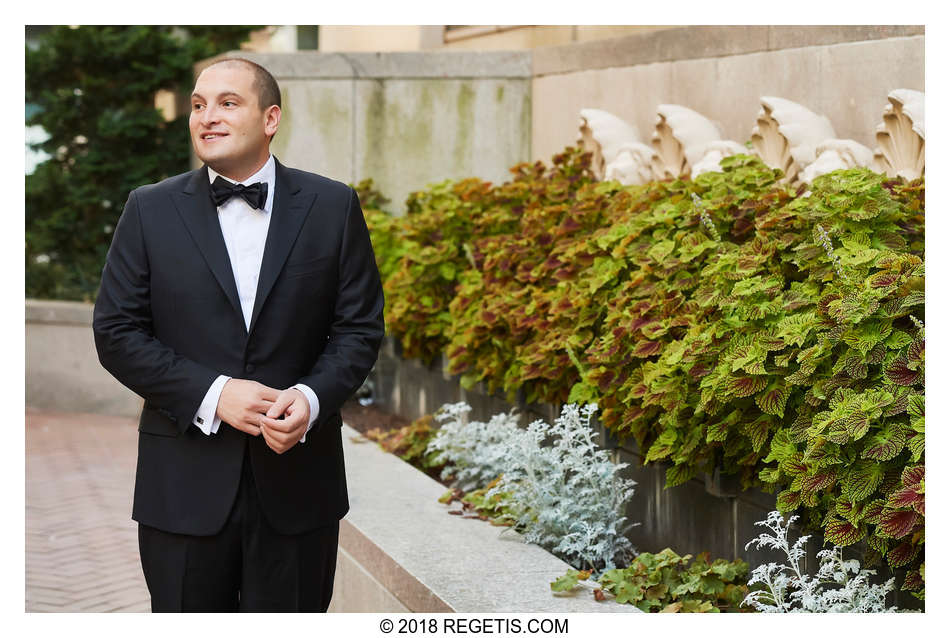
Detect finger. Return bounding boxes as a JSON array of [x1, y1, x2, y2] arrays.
[[253, 399, 275, 413], [265, 393, 294, 419], [259, 422, 281, 453], [271, 408, 307, 430], [260, 422, 288, 454], [259, 385, 282, 403], [261, 414, 299, 433]]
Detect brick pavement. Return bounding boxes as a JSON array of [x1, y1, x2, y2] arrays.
[[26, 408, 150, 612]]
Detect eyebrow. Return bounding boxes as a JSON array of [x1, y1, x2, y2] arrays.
[[191, 91, 243, 101]]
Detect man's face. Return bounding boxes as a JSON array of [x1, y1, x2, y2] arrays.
[[189, 63, 279, 181]]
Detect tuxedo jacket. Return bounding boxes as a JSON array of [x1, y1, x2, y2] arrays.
[[93, 158, 384, 536]]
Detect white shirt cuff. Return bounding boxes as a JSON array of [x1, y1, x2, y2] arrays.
[[292, 383, 320, 443], [193, 375, 230, 435]]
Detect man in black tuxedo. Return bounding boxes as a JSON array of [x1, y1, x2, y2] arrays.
[[93, 57, 384, 612]]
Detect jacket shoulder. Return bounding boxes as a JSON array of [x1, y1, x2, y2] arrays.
[[130, 169, 196, 200], [284, 166, 353, 198]]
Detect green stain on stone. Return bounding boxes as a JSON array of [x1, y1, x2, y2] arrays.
[[454, 82, 475, 166], [496, 85, 505, 103], [361, 80, 387, 180]]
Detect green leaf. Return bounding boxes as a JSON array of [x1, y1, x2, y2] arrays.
[[647, 239, 676, 263], [755, 384, 792, 417], [567, 381, 598, 404], [860, 423, 907, 461], [824, 517, 864, 546], [438, 261, 456, 281], [907, 433, 924, 462], [645, 429, 677, 462], [550, 569, 588, 592], [665, 463, 695, 487], [776, 489, 802, 511], [742, 416, 773, 453], [842, 321, 892, 355], [727, 375, 768, 398], [841, 461, 886, 502]]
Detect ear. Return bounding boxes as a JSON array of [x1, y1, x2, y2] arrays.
[[264, 104, 281, 139]]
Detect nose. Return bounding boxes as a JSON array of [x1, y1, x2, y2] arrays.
[[199, 104, 219, 126]]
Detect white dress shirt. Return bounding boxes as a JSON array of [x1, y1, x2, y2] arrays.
[[191, 155, 320, 442]]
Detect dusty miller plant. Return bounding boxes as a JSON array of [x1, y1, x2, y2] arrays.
[[485, 403, 638, 575], [427, 402, 638, 575], [743, 511, 901, 612], [427, 402, 523, 492]]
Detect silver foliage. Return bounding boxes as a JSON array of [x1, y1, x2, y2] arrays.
[[742, 510, 902, 613], [428, 402, 638, 576]]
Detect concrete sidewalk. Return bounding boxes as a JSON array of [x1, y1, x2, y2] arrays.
[[26, 408, 149, 612]]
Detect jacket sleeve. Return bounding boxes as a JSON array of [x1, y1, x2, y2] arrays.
[[298, 187, 385, 432], [93, 189, 220, 433]]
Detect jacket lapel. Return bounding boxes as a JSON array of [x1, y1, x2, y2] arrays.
[[247, 158, 318, 336], [170, 166, 245, 329]]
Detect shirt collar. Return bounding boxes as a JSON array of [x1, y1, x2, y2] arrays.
[[207, 154, 276, 213]]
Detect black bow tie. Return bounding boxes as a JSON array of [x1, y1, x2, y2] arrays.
[[210, 176, 268, 210]]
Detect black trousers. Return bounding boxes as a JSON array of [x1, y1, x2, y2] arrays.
[[138, 446, 340, 612]]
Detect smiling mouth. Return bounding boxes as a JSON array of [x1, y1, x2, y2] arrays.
[[201, 133, 228, 140]]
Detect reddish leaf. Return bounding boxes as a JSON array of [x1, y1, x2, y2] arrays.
[[902, 568, 924, 592], [901, 465, 925, 488], [802, 470, 837, 493], [884, 356, 921, 386], [886, 542, 919, 568], [907, 337, 924, 370], [632, 340, 662, 358], [878, 510, 920, 539], [885, 486, 923, 511], [728, 375, 769, 398], [776, 489, 802, 512], [780, 455, 808, 476], [869, 271, 900, 288]]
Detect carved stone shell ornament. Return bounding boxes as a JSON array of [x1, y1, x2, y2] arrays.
[[798, 139, 875, 184], [577, 108, 642, 180], [604, 142, 660, 186], [690, 140, 748, 179], [872, 89, 925, 181], [750, 97, 836, 183], [650, 105, 724, 180]]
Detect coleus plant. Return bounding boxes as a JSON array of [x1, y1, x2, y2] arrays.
[[366, 149, 924, 598]]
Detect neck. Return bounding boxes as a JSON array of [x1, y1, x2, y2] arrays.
[[212, 154, 271, 183]]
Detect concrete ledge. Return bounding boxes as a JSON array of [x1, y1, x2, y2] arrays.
[[202, 50, 533, 80], [338, 422, 640, 612], [26, 298, 94, 325], [532, 25, 925, 77], [26, 299, 143, 417]]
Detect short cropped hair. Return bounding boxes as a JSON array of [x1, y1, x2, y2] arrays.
[[206, 57, 281, 111]]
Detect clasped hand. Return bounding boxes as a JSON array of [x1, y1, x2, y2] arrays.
[[216, 379, 310, 454]]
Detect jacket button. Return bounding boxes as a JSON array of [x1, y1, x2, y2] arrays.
[[245, 363, 255, 373]]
